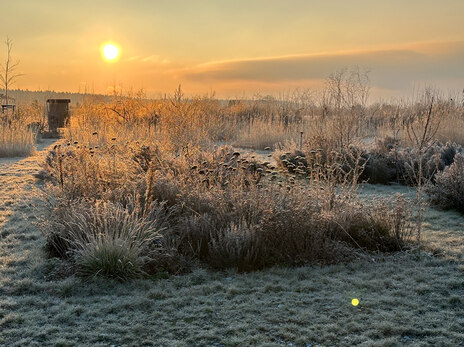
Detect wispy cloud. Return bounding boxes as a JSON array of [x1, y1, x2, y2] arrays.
[[126, 55, 170, 64]]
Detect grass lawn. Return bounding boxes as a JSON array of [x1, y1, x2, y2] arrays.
[[0, 149, 463, 346]]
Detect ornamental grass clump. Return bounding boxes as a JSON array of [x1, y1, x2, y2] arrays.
[[41, 200, 174, 281]]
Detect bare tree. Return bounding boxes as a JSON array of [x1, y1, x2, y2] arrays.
[[0, 37, 23, 105], [405, 88, 447, 254], [323, 67, 371, 148], [326, 66, 370, 112]]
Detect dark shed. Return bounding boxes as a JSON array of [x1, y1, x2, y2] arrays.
[[47, 99, 71, 132]]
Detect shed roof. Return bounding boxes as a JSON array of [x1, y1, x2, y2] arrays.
[[47, 99, 71, 103]]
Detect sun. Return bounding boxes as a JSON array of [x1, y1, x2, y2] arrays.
[[102, 44, 119, 61]]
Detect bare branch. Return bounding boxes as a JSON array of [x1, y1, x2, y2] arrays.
[[1, 37, 23, 104]]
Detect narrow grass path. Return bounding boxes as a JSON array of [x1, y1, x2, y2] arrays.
[[0, 140, 56, 230], [0, 140, 52, 257], [0, 143, 463, 346]]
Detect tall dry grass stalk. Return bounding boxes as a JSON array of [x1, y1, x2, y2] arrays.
[[0, 121, 36, 157], [232, 119, 302, 150], [0, 102, 44, 157]]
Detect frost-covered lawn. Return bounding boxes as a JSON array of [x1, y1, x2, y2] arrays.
[[0, 149, 463, 346]]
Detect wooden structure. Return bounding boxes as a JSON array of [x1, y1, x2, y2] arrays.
[[0, 93, 16, 113], [47, 99, 70, 133], [1, 104, 15, 113]]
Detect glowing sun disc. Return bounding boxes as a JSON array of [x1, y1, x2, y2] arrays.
[[103, 44, 119, 60]]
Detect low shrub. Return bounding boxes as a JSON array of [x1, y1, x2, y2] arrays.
[[426, 153, 464, 212], [394, 142, 461, 185], [276, 138, 462, 186], [275, 141, 366, 186], [207, 220, 261, 272], [328, 194, 412, 252]]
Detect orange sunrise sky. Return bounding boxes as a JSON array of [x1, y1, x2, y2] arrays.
[[2, 0, 464, 98]]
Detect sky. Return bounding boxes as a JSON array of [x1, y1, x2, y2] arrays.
[[2, 0, 464, 99]]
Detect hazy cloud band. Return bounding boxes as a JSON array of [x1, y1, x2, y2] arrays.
[[183, 41, 464, 90]]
